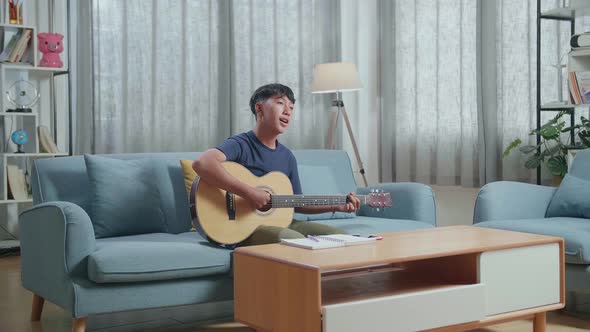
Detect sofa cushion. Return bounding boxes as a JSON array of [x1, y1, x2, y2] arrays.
[[569, 148, 590, 181], [475, 218, 590, 264], [85, 154, 167, 238], [294, 164, 355, 221], [88, 232, 231, 283], [546, 174, 590, 219], [310, 216, 434, 235]]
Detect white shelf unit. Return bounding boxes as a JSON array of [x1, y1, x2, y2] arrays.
[[541, 7, 590, 20], [0, 23, 70, 205]]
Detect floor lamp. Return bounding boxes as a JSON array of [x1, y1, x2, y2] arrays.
[[311, 62, 368, 186]]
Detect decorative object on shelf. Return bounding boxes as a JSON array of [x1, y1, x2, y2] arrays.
[[6, 165, 27, 200], [37, 125, 58, 153], [549, 51, 569, 104], [6, 79, 39, 113], [37, 32, 63, 68], [503, 111, 590, 179], [310, 62, 368, 186], [7, 0, 23, 25], [10, 129, 27, 153]]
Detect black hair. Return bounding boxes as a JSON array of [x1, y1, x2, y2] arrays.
[[249, 83, 296, 117]]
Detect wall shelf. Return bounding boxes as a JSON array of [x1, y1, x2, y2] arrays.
[[0, 198, 31, 203]]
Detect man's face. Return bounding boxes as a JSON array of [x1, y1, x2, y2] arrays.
[[256, 95, 294, 134]]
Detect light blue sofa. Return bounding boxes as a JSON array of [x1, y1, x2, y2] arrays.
[[473, 149, 590, 314], [19, 150, 436, 329]]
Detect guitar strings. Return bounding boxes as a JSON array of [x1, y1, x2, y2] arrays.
[[264, 195, 372, 207]]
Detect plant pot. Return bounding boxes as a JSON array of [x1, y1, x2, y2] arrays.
[[552, 175, 563, 187]]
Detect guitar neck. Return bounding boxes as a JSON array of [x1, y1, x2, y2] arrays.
[[270, 195, 368, 208]]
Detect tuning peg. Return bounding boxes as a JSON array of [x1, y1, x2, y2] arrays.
[[376, 208, 380, 212]]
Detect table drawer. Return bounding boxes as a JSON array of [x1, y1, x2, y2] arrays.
[[322, 283, 485, 332], [479, 243, 561, 315]]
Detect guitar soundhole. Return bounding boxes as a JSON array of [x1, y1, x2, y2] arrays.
[[257, 206, 271, 213]]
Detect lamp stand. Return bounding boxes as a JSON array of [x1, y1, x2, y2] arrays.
[[326, 92, 368, 187]]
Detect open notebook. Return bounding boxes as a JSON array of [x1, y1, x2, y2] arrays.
[[280, 234, 377, 250]]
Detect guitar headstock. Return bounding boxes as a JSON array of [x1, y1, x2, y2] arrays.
[[366, 190, 392, 209]]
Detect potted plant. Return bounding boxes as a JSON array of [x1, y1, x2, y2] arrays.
[[503, 111, 590, 185]]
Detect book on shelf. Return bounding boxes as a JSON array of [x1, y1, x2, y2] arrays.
[[569, 71, 590, 105], [0, 28, 31, 64], [280, 234, 377, 250], [0, 29, 21, 62], [9, 28, 30, 63], [38, 126, 59, 153], [6, 165, 28, 200]]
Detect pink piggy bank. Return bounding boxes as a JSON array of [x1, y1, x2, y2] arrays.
[[38, 33, 63, 68]]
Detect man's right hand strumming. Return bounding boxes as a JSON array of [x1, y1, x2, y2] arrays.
[[246, 187, 271, 210]]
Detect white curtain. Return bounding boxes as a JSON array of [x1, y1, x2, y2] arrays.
[[79, 0, 590, 185], [78, 0, 339, 154], [229, 0, 339, 149], [379, 0, 590, 187], [380, 0, 479, 186]]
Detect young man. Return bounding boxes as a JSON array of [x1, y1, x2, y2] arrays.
[[192, 83, 360, 246]]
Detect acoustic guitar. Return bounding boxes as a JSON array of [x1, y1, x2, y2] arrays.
[[190, 162, 393, 245]]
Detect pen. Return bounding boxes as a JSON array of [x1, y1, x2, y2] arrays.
[[307, 235, 320, 242]]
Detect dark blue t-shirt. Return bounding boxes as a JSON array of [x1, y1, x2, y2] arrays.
[[215, 131, 302, 195]]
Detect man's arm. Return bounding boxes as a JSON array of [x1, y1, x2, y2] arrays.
[[192, 149, 269, 209]]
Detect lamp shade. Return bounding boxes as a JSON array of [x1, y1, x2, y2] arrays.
[[310, 62, 363, 93]]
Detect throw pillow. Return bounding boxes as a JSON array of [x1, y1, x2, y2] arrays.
[[85, 155, 167, 238], [546, 174, 590, 219], [180, 159, 199, 198], [179, 159, 200, 231]]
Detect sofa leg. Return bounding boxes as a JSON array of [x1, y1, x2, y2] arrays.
[[72, 317, 87, 332], [31, 294, 44, 321]]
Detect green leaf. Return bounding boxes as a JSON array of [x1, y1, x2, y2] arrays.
[[502, 138, 522, 158], [524, 155, 542, 169], [539, 125, 561, 140], [581, 134, 590, 147], [518, 145, 538, 154], [543, 144, 561, 157], [561, 125, 581, 132], [547, 156, 567, 177]]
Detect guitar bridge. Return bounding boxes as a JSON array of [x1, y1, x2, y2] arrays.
[[226, 191, 236, 220]]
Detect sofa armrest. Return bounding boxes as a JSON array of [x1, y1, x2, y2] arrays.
[[19, 201, 96, 312], [473, 181, 557, 224], [357, 183, 437, 226]]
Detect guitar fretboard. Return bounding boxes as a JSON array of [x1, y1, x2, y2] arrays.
[[269, 195, 368, 208]]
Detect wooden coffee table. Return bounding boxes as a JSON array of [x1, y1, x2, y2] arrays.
[[233, 226, 564, 332]]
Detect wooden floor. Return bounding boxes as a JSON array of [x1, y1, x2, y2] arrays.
[[2, 255, 590, 332]]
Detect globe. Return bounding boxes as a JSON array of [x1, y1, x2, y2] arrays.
[[11, 130, 28, 153]]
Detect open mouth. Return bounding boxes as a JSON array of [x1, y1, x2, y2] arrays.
[[280, 118, 289, 125]]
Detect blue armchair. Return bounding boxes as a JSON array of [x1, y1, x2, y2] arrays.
[[473, 149, 590, 314], [19, 150, 436, 331]]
